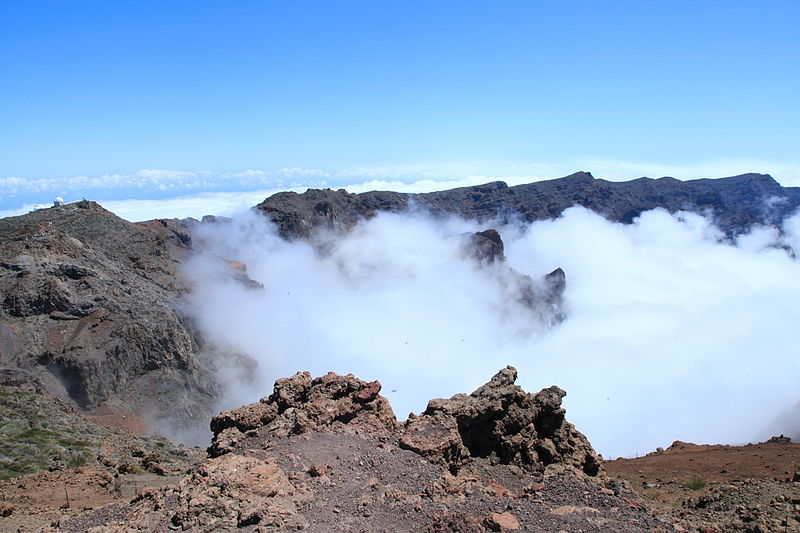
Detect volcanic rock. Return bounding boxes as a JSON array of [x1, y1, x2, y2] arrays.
[[460, 228, 567, 325], [209, 371, 397, 457], [0, 201, 224, 433], [52, 368, 668, 532], [256, 172, 800, 240], [401, 366, 602, 475], [466, 228, 506, 264]]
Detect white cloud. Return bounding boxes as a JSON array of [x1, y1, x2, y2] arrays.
[[97, 188, 306, 221], [3, 159, 798, 221], [181, 205, 800, 459]]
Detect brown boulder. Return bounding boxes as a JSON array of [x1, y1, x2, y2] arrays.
[[400, 366, 602, 475], [209, 371, 397, 456]]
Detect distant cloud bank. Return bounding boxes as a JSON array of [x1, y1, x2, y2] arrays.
[[1, 159, 798, 221]]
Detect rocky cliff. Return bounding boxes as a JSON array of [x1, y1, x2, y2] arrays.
[[256, 172, 800, 240], [0, 201, 219, 434]]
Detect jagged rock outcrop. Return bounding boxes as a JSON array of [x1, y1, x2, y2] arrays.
[[461, 229, 567, 325], [209, 371, 397, 456], [400, 366, 601, 476], [0, 201, 220, 432], [53, 369, 668, 533], [256, 172, 800, 240], [210, 367, 598, 477], [466, 229, 506, 264]]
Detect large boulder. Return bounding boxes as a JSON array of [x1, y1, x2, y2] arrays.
[[400, 366, 602, 476], [209, 371, 397, 456]]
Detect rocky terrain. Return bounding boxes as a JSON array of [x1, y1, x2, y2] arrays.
[[2, 370, 799, 531], [1, 172, 799, 531], [606, 438, 800, 532], [0, 201, 223, 436], [47, 367, 671, 532], [0, 383, 202, 532], [256, 172, 800, 240]]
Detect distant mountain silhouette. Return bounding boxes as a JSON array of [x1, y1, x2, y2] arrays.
[[256, 172, 800, 239]]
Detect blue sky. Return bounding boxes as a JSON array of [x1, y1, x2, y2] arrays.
[[2, 1, 799, 216]]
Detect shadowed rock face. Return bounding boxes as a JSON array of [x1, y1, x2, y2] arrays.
[[465, 229, 505, 264], [400, 366, 602, 476], [0, 201, 220, 432], [461, 228, 567, 326], [256, 172, 800, 240]]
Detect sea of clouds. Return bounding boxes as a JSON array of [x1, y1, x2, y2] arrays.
[[180, 204, 800, 459], [3, 158, 799, 220]]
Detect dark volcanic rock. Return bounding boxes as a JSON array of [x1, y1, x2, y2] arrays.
[[0, 201, 219, 432], [401, 366, 602, 476], [461, 229, 567, 325], [211, 367, 598, 477], [257, 187, 409, 240], [256, 172, 800, 239], [466, 229, 506, 264]]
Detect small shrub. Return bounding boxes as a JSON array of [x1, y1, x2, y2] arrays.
[[682, 477, 706, 490], [67, 453, 88, 468]]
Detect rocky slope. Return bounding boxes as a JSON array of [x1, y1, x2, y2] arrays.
[[52, 368, 670, 532], [0, 383, 199, 480], [606, 439, 800, 532], [256, 172, 800, 240], [0, 201, 221, 435], [0, 382, 203, 532]]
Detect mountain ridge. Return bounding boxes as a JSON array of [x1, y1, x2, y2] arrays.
[[256, 171, 800, 239]]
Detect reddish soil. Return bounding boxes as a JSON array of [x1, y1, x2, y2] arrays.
[[606, 440, 800, 485], [0, 468, 182, 532], [605, 439, 800, 531], [84, 405, 150, 436]]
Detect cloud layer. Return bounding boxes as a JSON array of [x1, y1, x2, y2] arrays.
[[3, 158, 799, 218], [182, 205, 800, 459]]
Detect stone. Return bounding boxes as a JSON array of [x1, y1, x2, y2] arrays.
[[401, 366, 602, 475], [486, 511, 520, 531]]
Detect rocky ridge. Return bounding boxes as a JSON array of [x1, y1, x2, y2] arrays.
[[52, 368, 667, 532], [256, 172, 800, 240], [0, 201, 223, 434]]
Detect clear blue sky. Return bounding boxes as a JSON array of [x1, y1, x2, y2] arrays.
[[1, 1, 799, 210]]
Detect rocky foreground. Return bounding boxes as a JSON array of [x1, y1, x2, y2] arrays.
[[1, 373, 799, 532], [43, 367, 669, 532]]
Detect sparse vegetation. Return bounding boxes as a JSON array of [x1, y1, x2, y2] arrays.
[[67, 452, 89, 468], [0, 385, 199, 479], [682, 477, 707, 490]]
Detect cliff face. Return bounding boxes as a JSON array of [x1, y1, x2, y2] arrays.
[[256, 172, 800, 240], [0, 201, 218, 432]]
